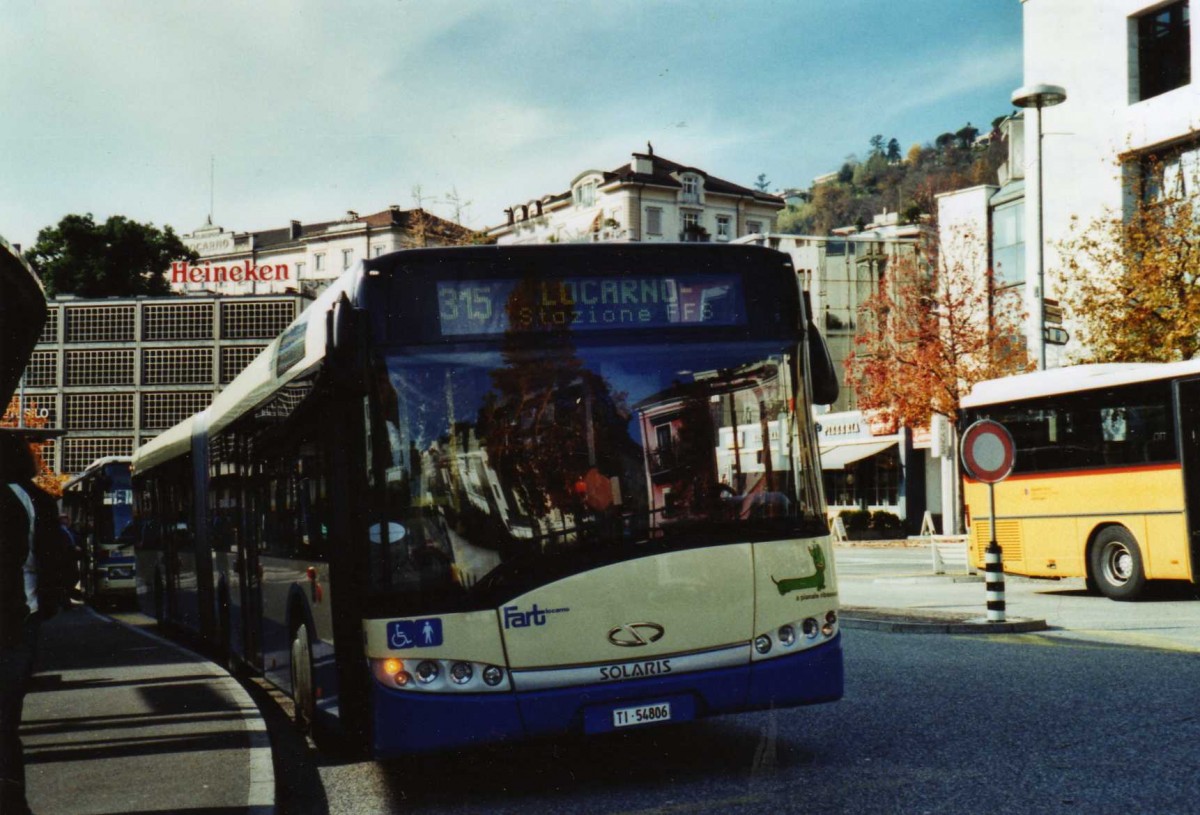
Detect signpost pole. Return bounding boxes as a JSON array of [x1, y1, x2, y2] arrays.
[[960, 419, 1015, 625], [984, 482, 1005, 623]]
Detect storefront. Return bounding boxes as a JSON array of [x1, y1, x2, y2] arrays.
[[816, 410, 927, 531]]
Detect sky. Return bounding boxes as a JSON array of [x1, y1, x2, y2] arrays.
[[0, 0, 1024, 249]]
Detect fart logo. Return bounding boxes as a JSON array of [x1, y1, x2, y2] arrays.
[[502, 603, 570, 629], [387, 618, 443, 649]]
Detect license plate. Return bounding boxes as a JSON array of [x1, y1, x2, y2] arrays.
[[612, 702, 671, 728]]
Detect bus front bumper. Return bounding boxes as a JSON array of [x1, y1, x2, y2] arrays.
[[370, 634, 842, 758]]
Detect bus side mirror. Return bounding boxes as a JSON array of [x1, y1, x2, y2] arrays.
[[808, 320, 839, 406], [327, 295, 371, 395]]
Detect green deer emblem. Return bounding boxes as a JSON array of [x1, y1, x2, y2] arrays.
[[771, 544, 827, 595]]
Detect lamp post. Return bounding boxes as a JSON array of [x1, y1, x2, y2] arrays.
[[1011, 83, 1067, 370]]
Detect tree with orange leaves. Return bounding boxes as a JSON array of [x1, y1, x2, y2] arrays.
[[1058, 151, 1200, 363], [846, 228, 1031, 427], [1, 396, 67, 497]]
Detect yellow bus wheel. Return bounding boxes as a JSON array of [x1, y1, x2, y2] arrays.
[[1089, 527, 1146, 601]]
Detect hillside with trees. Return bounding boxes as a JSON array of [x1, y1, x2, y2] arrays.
[[778, 118, 1010, 235]]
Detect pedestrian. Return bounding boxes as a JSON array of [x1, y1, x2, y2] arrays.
[[0, 432, 43, 815], [0, 432, 72, 815], [57, 514, 83, 606]]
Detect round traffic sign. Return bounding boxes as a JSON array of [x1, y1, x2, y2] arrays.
[[960, 419, 1015, 483]]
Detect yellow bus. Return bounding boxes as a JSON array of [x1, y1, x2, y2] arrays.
[[959, 361, 1200, 600]]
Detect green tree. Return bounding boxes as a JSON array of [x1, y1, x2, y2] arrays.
[[26, 213, 195, 297], [754, 173, 771, 192], [886, 138, 902, 163]]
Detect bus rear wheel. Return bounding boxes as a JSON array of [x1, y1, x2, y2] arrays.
[[1089, 527, 1146, 601]]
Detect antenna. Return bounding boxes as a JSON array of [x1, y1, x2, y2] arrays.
[[209, 155, 215, 223]]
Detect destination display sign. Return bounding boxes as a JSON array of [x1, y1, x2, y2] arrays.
[[436, 274, 746, 336]]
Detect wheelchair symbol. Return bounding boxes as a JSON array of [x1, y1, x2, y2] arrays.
[[386, 619, 443, 650]]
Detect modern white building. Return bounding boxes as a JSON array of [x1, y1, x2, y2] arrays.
[[172, 207, 473, 297], [941, 0, 1199, 366], [488, 147, 784, 245]]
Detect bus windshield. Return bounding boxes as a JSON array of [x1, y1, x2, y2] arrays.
[[366, 338, 825, 613]]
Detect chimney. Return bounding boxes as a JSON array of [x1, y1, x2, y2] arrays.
[[289, 220, 302, 240]]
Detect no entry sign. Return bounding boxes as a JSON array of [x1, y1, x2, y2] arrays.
[[960, 419, 1015, 483]]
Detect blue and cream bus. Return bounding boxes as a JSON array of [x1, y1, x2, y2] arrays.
[[132, 243, 843, 756], [63, 456, 137, 604]]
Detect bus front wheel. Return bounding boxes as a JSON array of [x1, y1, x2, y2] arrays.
[[1089, 527, 1146, 601]]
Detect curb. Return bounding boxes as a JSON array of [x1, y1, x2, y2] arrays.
[[89, 607, 277, 815], [840, 610, 1049, 635]]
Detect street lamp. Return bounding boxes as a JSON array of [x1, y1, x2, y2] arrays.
[[1012, 83, 1067, 370]]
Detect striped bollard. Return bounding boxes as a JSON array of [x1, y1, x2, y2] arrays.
[[985, 539, 1005, 623]]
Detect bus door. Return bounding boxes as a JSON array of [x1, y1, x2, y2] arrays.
[[1175, 378, 1200, 581]]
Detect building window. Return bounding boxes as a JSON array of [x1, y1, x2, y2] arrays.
[[1138, 138, 1200, 202], [991, 201, 1025, 288], [746, 220, 764, 235], [681, 175, 700, 203], [716, 215, 731, 241], [574, 180, 596, 207], [342, 248, 353, 270], [314, 253, 325, 272], [646, 207, 663, 236], [295, 261, 305, 278], [1135, 0, 1190, 102], [681, 211, 708, 242], [372, 245, 385, 257]]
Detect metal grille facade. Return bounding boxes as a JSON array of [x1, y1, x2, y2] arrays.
[[65, 392, 135, 430], [65, 350, 136, 386], [143, 302, 215, 341], [143, 347, 214, 385], [141, 391, 214, 429], [17, 293, 307, 474], [38, 308, 59, 344], [23, 352, 58, 388], [222, 300, 296, 339], [220, 345, 267, 384], [62, 437, 136, 474], [65, 304, 136, 343]]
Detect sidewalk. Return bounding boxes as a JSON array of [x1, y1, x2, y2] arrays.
[[835, 541, 1200, 651], [21, 606, 273, 815]]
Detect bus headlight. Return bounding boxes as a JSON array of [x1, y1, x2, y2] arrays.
[[449, 662, 473, 685], [778, 624, 797, 647], [802, 618, 820, 639], [415, 661, 440, 684], [370, 657, 509, 692], [754, 635, 772, 654]]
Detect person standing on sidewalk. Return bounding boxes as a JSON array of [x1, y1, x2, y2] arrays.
[[0, 432, 70, 815]]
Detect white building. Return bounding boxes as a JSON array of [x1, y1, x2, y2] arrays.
[[941, 0, 1200, 365], [172, 207, 472, 297], [489, 147, 784, 245]]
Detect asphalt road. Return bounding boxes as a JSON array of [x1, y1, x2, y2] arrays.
[[264, 624, 1200, 814]]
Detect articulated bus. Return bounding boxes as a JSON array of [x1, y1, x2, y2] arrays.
[[63, 456, 137, 605], [132, 243, 843, 756], [960, 360, 1200, 600]]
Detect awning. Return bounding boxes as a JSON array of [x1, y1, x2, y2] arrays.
[[819, 440, 897, 470]]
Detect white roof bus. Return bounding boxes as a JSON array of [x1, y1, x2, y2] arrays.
[[959, 360, 1200, 600], [63, 456, 136, 604], [132, 243, 843, 757]]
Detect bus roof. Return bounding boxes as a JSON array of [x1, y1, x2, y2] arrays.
[[961, 358, 1200, 408], [65, 456, 132, 491]]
